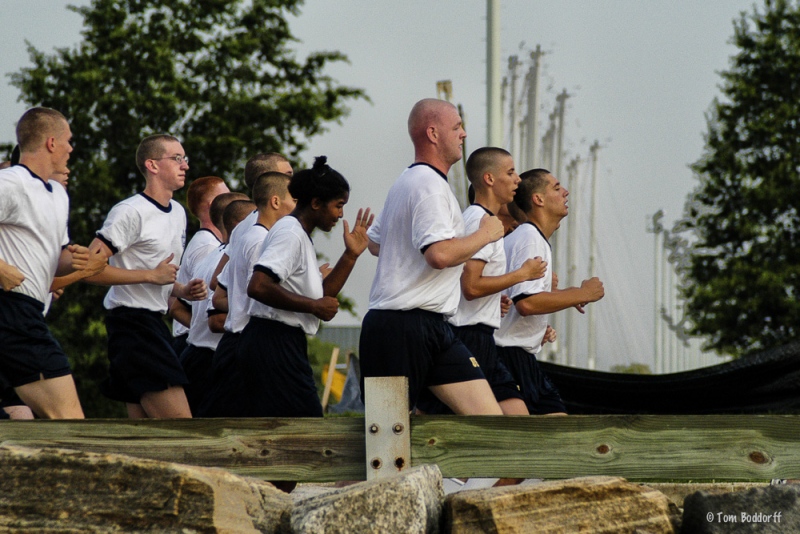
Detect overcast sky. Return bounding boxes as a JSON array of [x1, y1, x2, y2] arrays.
[[1, 1, 758, 371]]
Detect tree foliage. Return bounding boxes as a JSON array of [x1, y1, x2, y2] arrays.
[[7, 0, 366, 415], [680, 0, 800, 357]]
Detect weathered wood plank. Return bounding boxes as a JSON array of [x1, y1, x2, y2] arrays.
[[411, 415, 800, 481], [0, 418, 365, 482], [3, 415, 800, 482]]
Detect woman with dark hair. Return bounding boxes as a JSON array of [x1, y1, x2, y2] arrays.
[[240, 156, 373, 417]]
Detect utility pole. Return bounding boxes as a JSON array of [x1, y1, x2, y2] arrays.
[[555, 89, 569, 184], [564, 155, 580, 367], [551, 89, 569, 363], [436, 81, 469, 209], [507, 55, 520, 155], [646, 210, 664, 374], [486, 0, 502, 146], [587, 141, 600, 370], [525, 45, 544, 169], [661, 231, 668, 372], [541, 112, 556, 170]]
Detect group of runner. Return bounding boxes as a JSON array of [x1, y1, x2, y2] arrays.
[[0, 98, 604, 421]]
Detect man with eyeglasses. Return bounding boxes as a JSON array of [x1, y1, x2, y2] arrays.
[[86, 134, 207, 418]]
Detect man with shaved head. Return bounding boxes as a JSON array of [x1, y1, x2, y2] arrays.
[[360, 98, 506, 415], [0, 107, 96, 419]]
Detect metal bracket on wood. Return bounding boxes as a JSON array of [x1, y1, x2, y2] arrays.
[[364, 376, 410, 481]]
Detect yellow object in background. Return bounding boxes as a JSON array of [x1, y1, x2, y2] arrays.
[[322, 367, 347, 403]]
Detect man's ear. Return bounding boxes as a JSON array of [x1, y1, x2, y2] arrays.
[[426, 125, 438, 144], [270, 195, 280, 210], [532, 192, 545, 207], [45, 136, 57, 153], [483, 171, 495, 187], [144, 158, 159, 174], [310, 197, 323, 210]]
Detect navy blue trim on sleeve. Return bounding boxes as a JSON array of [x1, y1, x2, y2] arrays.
[[512, 293, 536, 304], [253, 265, 281, 283], [95, 233, 119, 255]]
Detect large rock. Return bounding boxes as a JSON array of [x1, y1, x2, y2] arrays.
[[682, 484, 800, 533], [646, 483, 767, 508], [292, 464, 443, 533], [445, 475, 679, 533], [0, 445, 292, 532]]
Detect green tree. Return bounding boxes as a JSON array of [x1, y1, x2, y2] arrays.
[[679, 0, 800, 357], [7, 0, 366, 416]]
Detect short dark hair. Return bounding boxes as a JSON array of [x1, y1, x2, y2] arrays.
[[289, 156, 349, 209], [252, 172, 291, 209], [466, 147, 511, 187], [223, 199, 257, 237], [187, 176, 226, 218], [244, 153, 290, 189], [210, 192, 250, 231], [514, 168, 551, 213], [16, 108, 68, 152], [135, 134, 180, 177]]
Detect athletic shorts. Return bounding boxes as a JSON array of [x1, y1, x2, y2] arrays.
[[101, 307, 188, 404], [0, 292, 72, 388], [416, 323, 523, 414], [237, 317, 322, 418], [195, 331, 244, 418], [359, 308, 487, 410], [496, 345, 567, 414], [171, 333, 189, 360], [179, 344, 215, 416], [0, 387, 26, 408]]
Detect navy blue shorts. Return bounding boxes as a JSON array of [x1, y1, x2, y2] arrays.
[[101, 307, 188, 404], [496, 345, 567, 414], [195, 331, 245, 417], [238, 317, 322, 418], [171, 333, 189, 359], [416, 323, 523, 414], [359, 309, 487, 410], [0, 292, 72, 388], [179, 344, 215, 416]]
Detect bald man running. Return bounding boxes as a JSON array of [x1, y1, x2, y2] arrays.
[[360, 98, 505, 414]]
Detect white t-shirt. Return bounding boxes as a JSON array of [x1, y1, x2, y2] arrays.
[[0, 165, 69, 304], [97, 193, 186, 313], [186, 244, 225, 350], [173, 229, 220, 336], [217, 220, 268, 333], [225, 209, 258, 255], [248, 215, 323, 335], [367, 163, 465, 316], [448, 204, 506, 329], [494, 222, 553, 354]]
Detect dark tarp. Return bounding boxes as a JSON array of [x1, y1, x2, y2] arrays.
[[539, 341, 800, 414]]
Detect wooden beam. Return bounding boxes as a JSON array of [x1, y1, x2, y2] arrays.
[[0, 418, 365, 482], [412, 415, 800, 482], [3, 415, 800, 482]]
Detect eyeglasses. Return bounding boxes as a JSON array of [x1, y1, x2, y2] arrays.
[[152, 155, 189, 165]]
